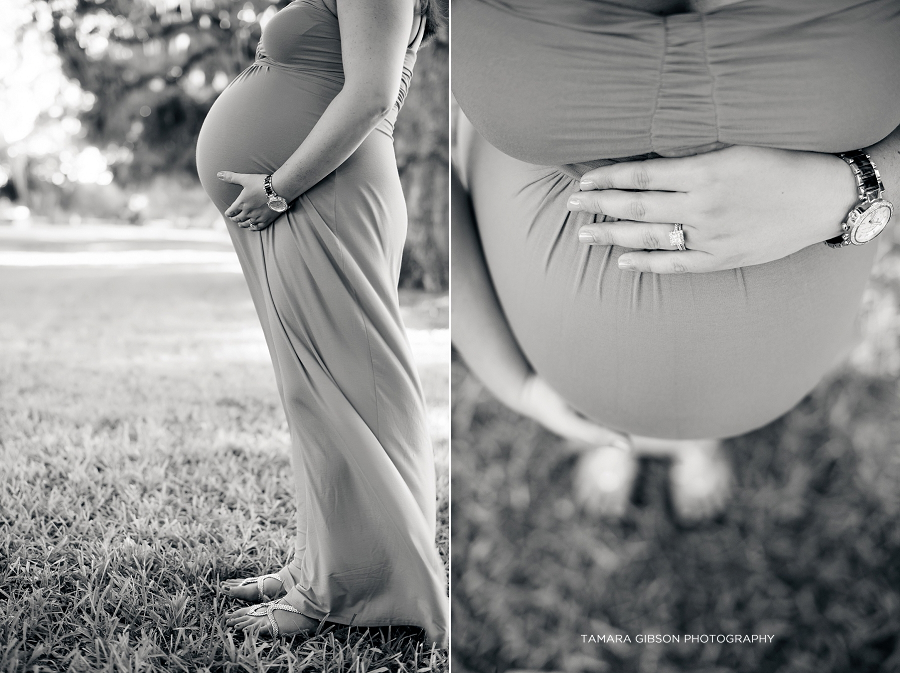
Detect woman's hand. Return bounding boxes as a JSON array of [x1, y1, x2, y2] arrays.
[[514, 374, 630, 450], [218, 171, 282, 231], [568, 145, 861, 274]]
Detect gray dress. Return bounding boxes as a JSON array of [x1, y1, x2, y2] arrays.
[[195, 0, 447, 646], [453, 0, 900, 439]]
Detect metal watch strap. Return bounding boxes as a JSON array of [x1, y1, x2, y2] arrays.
[[264, 174, 277, 199], [841, 149, 884, 202], [825, 150, 884, 248]]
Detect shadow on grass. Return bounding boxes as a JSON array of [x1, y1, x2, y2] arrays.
[[451, 246, 900, 673]]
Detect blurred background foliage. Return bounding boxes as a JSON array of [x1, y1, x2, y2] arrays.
[[0, 0, 448, 289]]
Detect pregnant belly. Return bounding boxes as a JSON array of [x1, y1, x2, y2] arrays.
[[466, 132, 877, 439], [196, 67, 338, 212]]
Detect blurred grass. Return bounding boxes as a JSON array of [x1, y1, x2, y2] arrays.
[[451, 242, 900, 673], [0, 263, 448, 672]]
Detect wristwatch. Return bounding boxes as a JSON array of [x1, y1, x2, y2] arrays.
[[264, 174, 289, 213], [825, 150, 893, 248]]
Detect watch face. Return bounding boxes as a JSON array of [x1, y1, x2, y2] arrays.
[[268, 196, 289, 213], [850, 200, 893, 244]]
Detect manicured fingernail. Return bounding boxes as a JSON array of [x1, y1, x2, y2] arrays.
[[567, 196, 582, 210], [580, 178, 595, 190], [578, 230, 594, 243], [618, 256, 634, 270]]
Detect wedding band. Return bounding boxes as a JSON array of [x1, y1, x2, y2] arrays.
[[669, 223, 686, 251]]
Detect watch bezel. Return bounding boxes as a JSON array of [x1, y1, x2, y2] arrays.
[[848, 199, 893, 245], [267, 196, 289, 213]]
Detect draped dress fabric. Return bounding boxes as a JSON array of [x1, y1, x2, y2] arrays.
[[195, 0, 447, 646], [452, 0, 900, 439]]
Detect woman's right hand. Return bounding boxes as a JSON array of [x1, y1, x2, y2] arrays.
[[514, 374, 631, 450]]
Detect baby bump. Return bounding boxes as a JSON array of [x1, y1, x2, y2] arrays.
[[196, 68, 337, 212], [465, 133, 877, 439]]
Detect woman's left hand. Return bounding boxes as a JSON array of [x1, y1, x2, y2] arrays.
[[569, 145, 861, 274], [218, 171, 282, 231]]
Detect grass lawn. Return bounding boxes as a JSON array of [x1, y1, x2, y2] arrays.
[[0, 234, 448, 673], [451, 242, 900, 673]]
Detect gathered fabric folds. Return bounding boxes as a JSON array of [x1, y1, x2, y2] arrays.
[[452, 0, 899, 439], [453, 0, 900, 164]]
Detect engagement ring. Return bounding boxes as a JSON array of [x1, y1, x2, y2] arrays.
[[670, 223, 686, 251]]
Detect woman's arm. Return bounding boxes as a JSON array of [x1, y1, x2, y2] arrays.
[[451, 166, 629, 448], [451, 165, 531, 407], [219, 0, 416, 227], [270, 0, 415, 201], [570, 124, 900, 274]]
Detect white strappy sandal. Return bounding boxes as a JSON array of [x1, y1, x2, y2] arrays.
[[243, 599, 315, 638], [225, 573, 285, 602]]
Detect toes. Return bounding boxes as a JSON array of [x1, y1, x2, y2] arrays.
[[234, 616, 257, 630], [229, 616, 256, 630], [225, 606, 252, 622]]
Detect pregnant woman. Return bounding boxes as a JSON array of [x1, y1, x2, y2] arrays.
[[195, 0, 447, 644], [452, 0, 900, 520]]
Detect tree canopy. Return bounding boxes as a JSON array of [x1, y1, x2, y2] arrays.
[[35, 0, 448, 288]]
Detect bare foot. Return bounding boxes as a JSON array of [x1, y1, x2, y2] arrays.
[[221, 569, 289, 603], [668, 440, 731, 522], [573, 444, 638, 519], [225, 598, 318, 638]]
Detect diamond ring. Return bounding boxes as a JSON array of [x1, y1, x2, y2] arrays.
[[669, 223, 686, 251]]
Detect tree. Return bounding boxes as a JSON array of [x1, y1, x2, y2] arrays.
[[38, 0, 448, 289]]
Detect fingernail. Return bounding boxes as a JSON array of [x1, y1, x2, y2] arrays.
[[618, 256, 634, 270], [567, 196, 582, 210], [217, 171, 225, 179], [580, 178, 595, 190], [578, 230, 594, 243]]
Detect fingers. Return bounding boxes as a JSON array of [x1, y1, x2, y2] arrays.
[[225, 205, 267, 230], [249, 219, 273, 231], [578, 221, 684, 251], [240, 218, 273, 231], [224, 198, 245, 219], [580, 157, 694, 192], [579, 226, 720, 274], [616, 250, 713, 274], [216, 171, 247, 185], [567, 189, 688, 224]]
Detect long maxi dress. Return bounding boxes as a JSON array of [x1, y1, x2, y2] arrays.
[[195, 0, 448, 646]]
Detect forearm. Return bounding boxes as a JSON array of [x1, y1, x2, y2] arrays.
[[451, 166, 532, 410], [270, 88, 393, 201]]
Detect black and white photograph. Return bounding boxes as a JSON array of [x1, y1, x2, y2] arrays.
[[0, 0, 449, 669], [7, 0, 900, 670], [450, 0, 900, 671]]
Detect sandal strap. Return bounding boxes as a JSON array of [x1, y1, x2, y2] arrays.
[[244, 600, 310, 638], [235, 573, 284, 601], [266, 603, 280, 638], [267, 600, 309, 638]]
